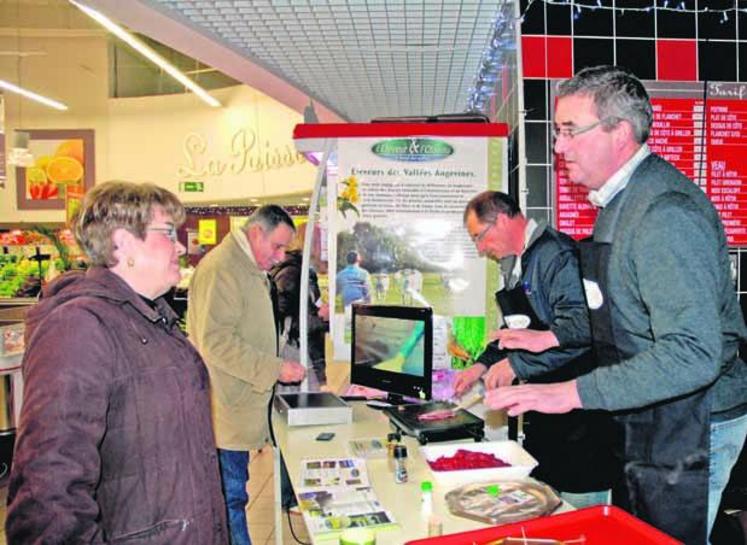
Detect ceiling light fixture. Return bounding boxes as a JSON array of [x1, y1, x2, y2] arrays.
[[0, 79, 68, 111], [69, 0, 221, 108]]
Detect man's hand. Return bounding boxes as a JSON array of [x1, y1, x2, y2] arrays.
[[317, 301, 330, 321], [279, 361, 306, 383], [484, 380, 582, 416], [483, 358, 516, 390], [453, 363, 487, 396], [489, 329, 559, 353]]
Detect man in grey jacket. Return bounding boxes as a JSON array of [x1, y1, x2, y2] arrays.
[[486, 66, 747, 545]]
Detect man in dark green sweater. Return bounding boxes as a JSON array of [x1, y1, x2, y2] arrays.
[[486, 66, 747, 545]]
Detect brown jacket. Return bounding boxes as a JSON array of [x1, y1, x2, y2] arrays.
[[187, 231, 282, 450], [6, 267, 227, 544]]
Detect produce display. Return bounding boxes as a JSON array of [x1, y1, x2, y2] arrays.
[[0, 255, 51, 298], [427, 449, 511, 471]]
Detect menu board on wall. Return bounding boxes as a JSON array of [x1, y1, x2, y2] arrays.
[[554, 82, 747, 246]]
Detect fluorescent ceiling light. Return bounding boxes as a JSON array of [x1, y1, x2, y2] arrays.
[[69, 0, 221, 108], [0, 79, 68, 111]]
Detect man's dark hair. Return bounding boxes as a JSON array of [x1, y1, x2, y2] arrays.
[[346, 250, 359, 265], [244, 204, 295, 233], [556, 65, 653, 144], [464, 191, 521, 224]]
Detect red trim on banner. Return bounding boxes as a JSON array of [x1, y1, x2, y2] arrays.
[[293, 123, 509, 140]]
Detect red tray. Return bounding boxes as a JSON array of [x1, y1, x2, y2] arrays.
[[405, 505, 682, 545]]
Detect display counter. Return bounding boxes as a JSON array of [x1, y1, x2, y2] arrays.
[[271, 400, 566, 545]]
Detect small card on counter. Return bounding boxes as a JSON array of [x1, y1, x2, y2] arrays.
[[299, 457, 370, 489], [347, 438, 387, 459]]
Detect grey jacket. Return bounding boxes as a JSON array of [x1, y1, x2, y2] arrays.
[[577, 153, 747, 420], [187, 231, 282, 450]]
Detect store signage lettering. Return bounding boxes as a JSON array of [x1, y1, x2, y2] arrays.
[[177, 128, 306, 179], [708, 82, 747, 100], [371, 138, 453, 162]]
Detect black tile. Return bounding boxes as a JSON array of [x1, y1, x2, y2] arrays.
[[520, 0, 545, 35], [615, 0, 655, 37], [525, 122, 549, 164], [699, 40, 737, 81], [739, 42, 747, 81], [546, 2, 572, 36], [616, 39, 655, 80], [572, 0, 613, 37], [526, 165, 550, 208], [739, 251, 747, 291], [698, 0, 736, 40], [524, 80, 548, 121], [657, 0, 696, 38], [573, 38, 614, 72], [739, 0, 747, 40]]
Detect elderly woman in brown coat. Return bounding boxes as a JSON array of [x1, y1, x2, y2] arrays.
[[6, 181, 227, 545]]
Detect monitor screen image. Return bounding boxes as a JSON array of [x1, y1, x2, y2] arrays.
[[351, 304, 432, 403]]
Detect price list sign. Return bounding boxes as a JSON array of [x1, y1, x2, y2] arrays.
[[707, 97, 747, 245], [554, 86, 747, 246]]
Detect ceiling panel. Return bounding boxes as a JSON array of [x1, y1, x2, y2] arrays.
[[145, 0, 509, 121]]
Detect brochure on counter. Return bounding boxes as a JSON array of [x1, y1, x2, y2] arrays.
[[297, 456, 397, 536]]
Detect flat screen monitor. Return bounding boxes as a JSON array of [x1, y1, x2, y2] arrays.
[[351, 304, 432, 403]]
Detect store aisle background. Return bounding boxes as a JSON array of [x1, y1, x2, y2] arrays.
[[0, 359, 349, 545]]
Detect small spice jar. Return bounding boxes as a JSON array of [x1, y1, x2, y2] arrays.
[[393, 444, 408, 483]]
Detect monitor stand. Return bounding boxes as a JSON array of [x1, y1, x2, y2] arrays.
[[365, 393, 415, 410], [385, 393, 410, 406]]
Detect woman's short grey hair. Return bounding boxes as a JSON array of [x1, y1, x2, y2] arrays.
[[557, 65, 653, 144], [74, 181, 185, 267], [243, 204, 295, 234]]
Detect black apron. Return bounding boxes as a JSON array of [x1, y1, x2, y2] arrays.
[[579, 238, 710, 545], [496, 283, 619, 493]]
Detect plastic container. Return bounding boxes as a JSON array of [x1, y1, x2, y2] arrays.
[[420, 440, 537, 487], [420, 480, 433, 516], [403, 505, 682, 545]]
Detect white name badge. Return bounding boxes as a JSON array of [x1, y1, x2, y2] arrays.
[[504, 314, 531, 330], [583, 279, 604, 310]]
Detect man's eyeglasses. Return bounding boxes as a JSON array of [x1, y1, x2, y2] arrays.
[[147, 225, 178, 242], [471, 222, 494, 244], [552, 117, 617, 141]]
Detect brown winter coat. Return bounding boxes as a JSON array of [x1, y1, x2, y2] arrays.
[[6, 267, 228, 544]]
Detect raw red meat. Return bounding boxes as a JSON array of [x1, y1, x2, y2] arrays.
[[427, 449, 511, 471], [417, 409, 456, 422]]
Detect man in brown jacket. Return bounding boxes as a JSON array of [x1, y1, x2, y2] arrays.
[[188, 205, 305, 545]]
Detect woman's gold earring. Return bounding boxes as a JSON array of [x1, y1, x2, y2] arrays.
[[127, 257, 135, 268]]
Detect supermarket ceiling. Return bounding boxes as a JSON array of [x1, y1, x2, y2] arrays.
[[82, 0, 515, 122]]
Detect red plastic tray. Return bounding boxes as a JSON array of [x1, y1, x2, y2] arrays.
[[405, 505, 682, 544]]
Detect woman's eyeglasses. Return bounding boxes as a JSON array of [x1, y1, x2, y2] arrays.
[[147, 225, 178, 242]]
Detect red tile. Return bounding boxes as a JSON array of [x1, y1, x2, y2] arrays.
[[548, 36, 573, 78], [522, 35, 548, 78], [657, 39, 697, 81]]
